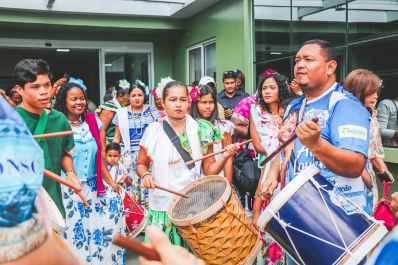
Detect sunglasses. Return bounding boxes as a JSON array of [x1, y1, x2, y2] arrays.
[[223, 71, 235, 75], [223, 71, 236, 79]]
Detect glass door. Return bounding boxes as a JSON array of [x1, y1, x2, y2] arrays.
[[103, 52, 151, 101]]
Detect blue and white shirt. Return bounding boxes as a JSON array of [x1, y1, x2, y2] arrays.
[[106, 162, 129, 184], [281, 83, 371, 213]]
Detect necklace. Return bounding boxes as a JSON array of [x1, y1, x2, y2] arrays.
[[131, 106, 144, 136], [174, 119, 187, 136], [68, 116, 82, 126], [169, 116, 186, 124]]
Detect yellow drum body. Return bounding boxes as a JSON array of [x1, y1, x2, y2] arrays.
[[168, 175, 261, 265]]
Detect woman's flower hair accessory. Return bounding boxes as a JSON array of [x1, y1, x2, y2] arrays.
[[118, 79, 130, 90], [135, 79, 151, 97], [189, 86, 200, 103], [156, 76, 174, 98], [152, 88, 157, 97], [262, 68, 278, 78]]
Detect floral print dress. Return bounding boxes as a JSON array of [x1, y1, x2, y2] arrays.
[[366, 111, 384, 211], [62, 118, 126, 265], [251, 104, 285, 265]]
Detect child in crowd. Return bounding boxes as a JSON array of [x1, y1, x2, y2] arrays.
[[105, 142, 132, 187]]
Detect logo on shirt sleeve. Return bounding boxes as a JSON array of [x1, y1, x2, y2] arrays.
[[338, 125, 367, 140]]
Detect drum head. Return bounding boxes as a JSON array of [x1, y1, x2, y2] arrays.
[[167, 175, 231, 226]]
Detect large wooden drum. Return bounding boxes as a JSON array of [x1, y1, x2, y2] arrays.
[[168, 175, 261, 265]]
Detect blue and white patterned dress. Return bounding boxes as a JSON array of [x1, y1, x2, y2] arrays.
[[113, 105, 159, 209], [61, 116, 126, 265]]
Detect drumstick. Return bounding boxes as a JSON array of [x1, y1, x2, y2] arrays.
[[262, 117, 319, 166], [44, 169, 80, 191], [76, 191, 91, 208], [257, 117, 319, 198], [186, 139, 252, 166], [113, 235, 161, 261], [154, 184, 189, 198], [33, 130, 73, 139], [43, 169, 91, 208]]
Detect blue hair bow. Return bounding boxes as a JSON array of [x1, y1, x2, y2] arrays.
[[69, 77, 87, 92]]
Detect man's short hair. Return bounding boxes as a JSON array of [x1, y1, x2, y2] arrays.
[[222, 70, 236, 81], [300, 39, 337, 62], [13, 59, 52, 87]]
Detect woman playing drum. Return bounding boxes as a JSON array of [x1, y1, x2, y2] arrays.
[[136, 78, 238, 246]]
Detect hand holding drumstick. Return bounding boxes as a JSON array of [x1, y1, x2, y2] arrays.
[[113, 225, 205, 265], [258, 117, 319, 199], [140, 174, 188, 198], [186, 140, 249, 166], [44, 169, 90, 208]]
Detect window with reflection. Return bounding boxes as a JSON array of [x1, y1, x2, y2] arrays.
[[348, 0, 398, 41], [187, 39, 216, 85]]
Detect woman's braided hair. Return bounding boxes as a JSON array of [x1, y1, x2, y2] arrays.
[[54, 82, 88, 121]]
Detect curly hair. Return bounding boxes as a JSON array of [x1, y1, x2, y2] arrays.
[[256, 73, 291, 113], [54, 82, 87, 121]]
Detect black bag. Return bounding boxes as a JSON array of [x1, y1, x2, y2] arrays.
[[233, 146, 261, 196]]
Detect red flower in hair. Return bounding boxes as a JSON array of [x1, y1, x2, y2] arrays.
[[152, 88, 157, 97], [262, 68, 278, 78], [190, 86, 200, 102]]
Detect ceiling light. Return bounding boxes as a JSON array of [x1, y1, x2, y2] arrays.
[[56, 48, 70, 52], [105, 64, 112, 67], [270, 52, 282, 55]]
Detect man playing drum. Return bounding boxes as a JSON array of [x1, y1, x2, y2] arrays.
[[260, 40, 371, 263]]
